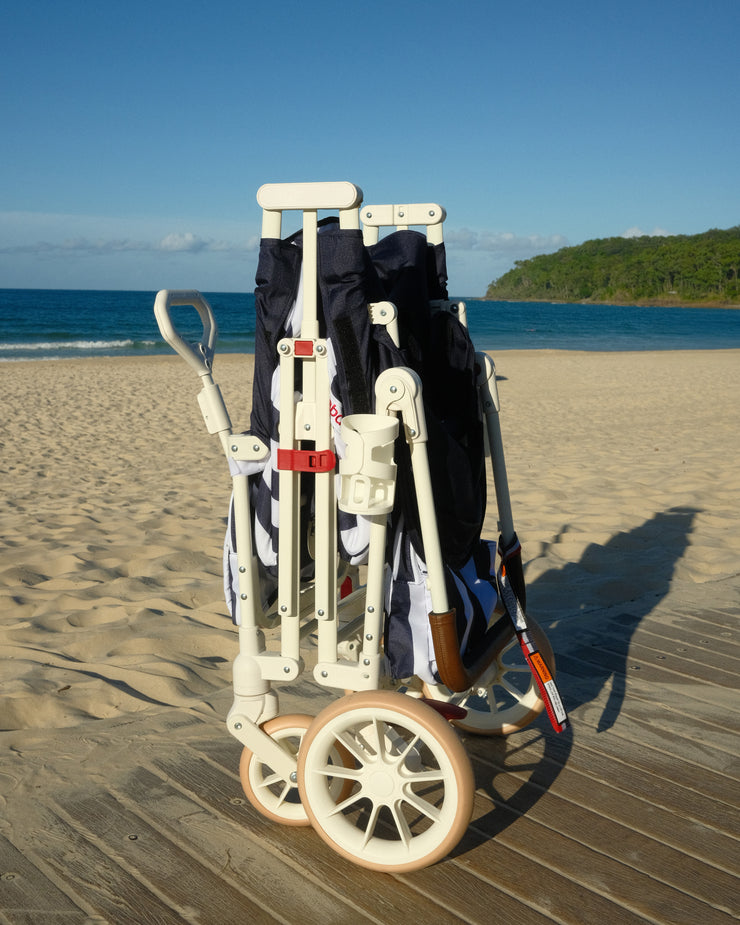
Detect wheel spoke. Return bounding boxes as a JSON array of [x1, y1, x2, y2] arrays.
[[388, 800, 414, 847], [256, 770, 287, 791], [361, 802, 383, 846], [272, 781, 294, 807], [368, 717, 386, 758], [401, 789, 443, 824], [479, 685, 500, 713], [391, 732, 421, 769], [500, 677, 529, 699], [335, 729, 371, 766], [314, 762, 360, 781], [327, 789, 366, 817], [500, 662, 531, 675], [402, 768, 445, 785]]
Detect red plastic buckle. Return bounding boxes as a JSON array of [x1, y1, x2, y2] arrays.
[[277, 448, 336, 473]]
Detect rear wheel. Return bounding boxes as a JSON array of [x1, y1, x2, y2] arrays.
[[423, 617, 555, 735]]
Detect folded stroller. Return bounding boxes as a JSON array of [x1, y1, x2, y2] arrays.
[[154, 181, 567, 873]]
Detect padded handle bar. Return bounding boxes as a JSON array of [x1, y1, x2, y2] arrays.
[[257, 181, 363, 212], [154, 289, 218, 376]]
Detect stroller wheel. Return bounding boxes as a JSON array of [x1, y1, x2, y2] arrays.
[[423, 617, 556, 736], [240, 714, 352, 827], [297, 691, 474, 872]]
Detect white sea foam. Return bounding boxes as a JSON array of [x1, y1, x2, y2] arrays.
[[0, 339, 149, 352]]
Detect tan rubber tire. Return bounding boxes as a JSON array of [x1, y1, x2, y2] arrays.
[[297, 691, 474, 872]]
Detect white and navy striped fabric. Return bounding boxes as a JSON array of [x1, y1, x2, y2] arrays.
[[223, 220, 499, 685], [224, 249, 373, 624]]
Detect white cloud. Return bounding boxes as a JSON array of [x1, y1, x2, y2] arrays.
[[622, 226, 673, 238], [0, 211, 263, 289], [158, 232, 209, 252], [0, 228, 258, 258], [446, 227, 568, 255]]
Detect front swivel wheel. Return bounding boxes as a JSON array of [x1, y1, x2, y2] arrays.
[[240, 713, 351, 826]]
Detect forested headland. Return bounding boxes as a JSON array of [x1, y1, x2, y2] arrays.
[[485, 226, 740, 306]]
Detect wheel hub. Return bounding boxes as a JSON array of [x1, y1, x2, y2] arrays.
[[369, 770, 396, 798]]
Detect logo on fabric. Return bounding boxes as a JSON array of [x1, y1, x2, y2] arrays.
[[330, 401, 343, 426]]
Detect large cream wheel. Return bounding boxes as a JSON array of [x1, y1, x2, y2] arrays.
[[240, 714, 351, 826], [423, 617, 556, 736], [297, 692, 475, 872]]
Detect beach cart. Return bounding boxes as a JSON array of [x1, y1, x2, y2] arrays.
[[153, 181, 568, 872]]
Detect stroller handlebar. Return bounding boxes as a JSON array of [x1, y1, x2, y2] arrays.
[[154, 289, 218, 377], [257, 181, 363, 212]]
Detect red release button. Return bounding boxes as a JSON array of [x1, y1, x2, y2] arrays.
[[294, 340, 314, 356]]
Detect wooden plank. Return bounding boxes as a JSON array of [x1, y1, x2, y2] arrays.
[[590, 602, 739, 637], [110, 765, 382, 925], [0, 835, 87, 924], [557, 669, 738, 781], [412, 830, 651, 925], [462, 789, 738, 925], [56, 787, 286, 924], [152, 749, 507, 925], [578, 607, 740, 662], [555, 629, 738, 690], [158, 748, 656, 925], [200, 694, 739, 914], [468, 744, 738, 912], [498, 724, 738, 867], [517, 721, 738, 831], [603, 637, 737, 688], [609, 694, 740, 759], [628, 619, 740, 661], [592, 675, 740, 736], [157, 733, 730, 925], [2, 583, 736, 925], [476, 728, 738, 870], [555, 648, 740, 728], [668, 606, 738, 632], [6, 810, 190, 925]]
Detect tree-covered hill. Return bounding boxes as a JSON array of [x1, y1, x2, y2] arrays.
[[485, 226, 740, 305]]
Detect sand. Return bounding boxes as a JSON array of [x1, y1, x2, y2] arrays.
[[2, 348, 739, 727], [1, 349, 739, 917]]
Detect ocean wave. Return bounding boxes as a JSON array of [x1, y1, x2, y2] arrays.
[[0, 339, 156, 352]]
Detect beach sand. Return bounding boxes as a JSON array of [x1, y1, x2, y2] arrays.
[[1, 350, 738, 922]]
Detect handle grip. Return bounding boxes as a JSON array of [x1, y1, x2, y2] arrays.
[[154, 289, 218, 376]]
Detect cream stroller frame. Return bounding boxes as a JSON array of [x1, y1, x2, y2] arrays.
[[154, 181, 567, 873]]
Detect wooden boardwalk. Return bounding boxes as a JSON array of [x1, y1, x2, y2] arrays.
[[1, 576, 738, 924]]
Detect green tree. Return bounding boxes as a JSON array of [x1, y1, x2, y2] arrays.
[[485, 226, 740, 305]]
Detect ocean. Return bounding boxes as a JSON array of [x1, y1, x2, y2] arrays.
[[1, 288, 739, 361]]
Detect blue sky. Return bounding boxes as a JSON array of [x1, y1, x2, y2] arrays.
[[2, 0, 738, 296]]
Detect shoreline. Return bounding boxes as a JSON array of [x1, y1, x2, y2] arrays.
[[480, 296, 740, 309], [4, 341, 740, 368]]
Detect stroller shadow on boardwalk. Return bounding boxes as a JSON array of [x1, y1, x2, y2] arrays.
[[457, 505, 699, 853], [534, 505, 700, 731]]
